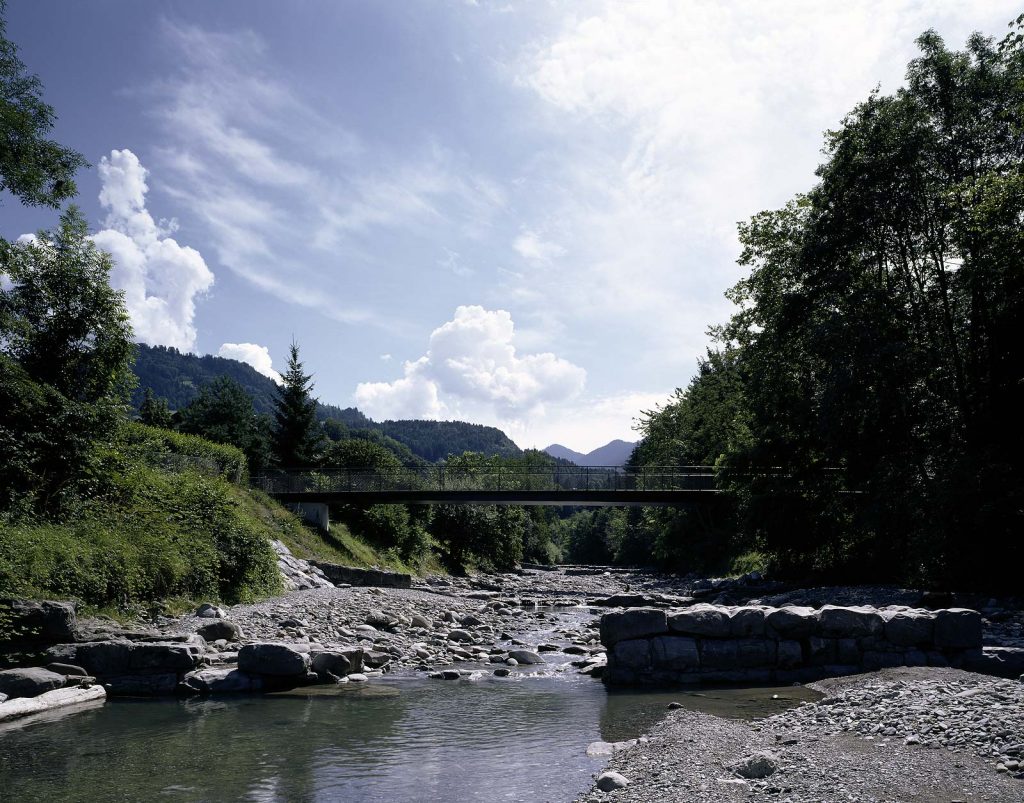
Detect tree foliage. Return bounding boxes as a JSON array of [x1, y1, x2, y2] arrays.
[[0, 209, 135, 514], [178, 377, 272, 471], [631, 27, 1024, 589], [138, 388, 173, 430], [0, 1, 86, 207]]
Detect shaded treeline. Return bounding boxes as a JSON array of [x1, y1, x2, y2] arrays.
[[618, 26, 1024, 590]]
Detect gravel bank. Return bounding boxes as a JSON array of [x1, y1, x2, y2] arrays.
[[577, 668, 1024, 802]]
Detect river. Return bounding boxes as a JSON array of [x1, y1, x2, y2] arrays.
[[0, 667, 817, 803]]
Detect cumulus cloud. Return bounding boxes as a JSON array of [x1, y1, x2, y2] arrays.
[[217, 342, 282, 383], [354, 305, 586, 422], [92, 149, 214, 350]]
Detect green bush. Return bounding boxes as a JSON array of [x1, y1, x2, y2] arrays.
[[0, 426, 281, 607], [110, 422, 248, 483]]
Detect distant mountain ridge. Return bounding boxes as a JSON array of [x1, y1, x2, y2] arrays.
[[544, 439, 635, 467], [130, 343, 520, 463]]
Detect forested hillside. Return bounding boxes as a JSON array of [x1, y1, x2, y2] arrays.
[[378, 420, 522, 462], [132, 344, 522, 463], [131, 344, 370, 426]]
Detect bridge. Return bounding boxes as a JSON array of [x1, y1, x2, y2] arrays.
[[252, 465, 725, 528]]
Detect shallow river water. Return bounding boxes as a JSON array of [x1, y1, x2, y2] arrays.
[[0, 670, 818, 803]]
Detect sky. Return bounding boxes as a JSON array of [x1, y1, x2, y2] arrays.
[[2, 1, 1019, 452]]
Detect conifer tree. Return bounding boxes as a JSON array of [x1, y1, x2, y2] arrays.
[[138, 387, 173, 429], [272, 342, 321, 466]]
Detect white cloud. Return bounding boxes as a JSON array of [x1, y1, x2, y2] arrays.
[[151, 22, 504, 330], [507, 0, 1022, 379], [512, 230, 566, 263], [92, 149, 214, 350], [354, 305, 586, 422], [217, 342, 282, 383]]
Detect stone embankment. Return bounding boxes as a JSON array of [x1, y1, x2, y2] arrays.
[[601, 603, 987, 685]]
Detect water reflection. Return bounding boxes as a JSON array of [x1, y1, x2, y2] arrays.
[[0, 675, 819, 803]]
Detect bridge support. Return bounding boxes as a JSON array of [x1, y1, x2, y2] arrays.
[[294, 502, 330, 533]]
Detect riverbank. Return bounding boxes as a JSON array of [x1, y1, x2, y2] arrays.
[[3, 564, 1023, 801], [577, 667, 1024, 802]]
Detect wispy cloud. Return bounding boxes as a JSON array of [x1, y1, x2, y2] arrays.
[[148, 20, 504, 330]]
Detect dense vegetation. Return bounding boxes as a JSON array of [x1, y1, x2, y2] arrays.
[[621, 26, 1024, 590], [132, 343, 524, 463], [376, 420, 522, 462]]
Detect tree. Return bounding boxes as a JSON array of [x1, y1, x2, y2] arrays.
[[714, 28, 1024, 588], [179, 377, 271, 471], [0, 208, 134, 513], [272, 342, 322, 467], [138, 388, 173, 429], [0, 1, 86, 207]]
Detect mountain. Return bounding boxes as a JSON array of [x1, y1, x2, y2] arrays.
[[544, 439, 636, 467], [378, 420, 521, 462], [131, 344, 370, 425], [131, 344, 521, 462]]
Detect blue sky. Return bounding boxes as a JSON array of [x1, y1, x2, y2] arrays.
[[2, 1, 1018, 451]]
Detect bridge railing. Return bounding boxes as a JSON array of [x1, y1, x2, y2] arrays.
[[251, 465, 721, 496]]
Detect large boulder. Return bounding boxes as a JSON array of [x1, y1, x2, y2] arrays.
[[668, 604, 731, 637], [650, 636, 699, 670], [933, 608, 982, 649], [595, 772, 629, 791], [47, 641, 132, 676], [311, 648, 364, 678], [600, 608, 667, 647], [765, 606, 818, 638], [128, 642, 203, 672], [728, 607, 767, 638], [0, 667, 66, 699], [1, 599, 77, 644], [882, 609, 934, 647], [507, 650, 545, 665], [238, 643, 310, 677], [179, 668, 264, 695], [818, 605, 884, 638], [698, 639, 738, 669], [104, 673, 179, 696], [730, 751, 779, 779], [196, 620, 243, 642], [612, 639, 651, 669]]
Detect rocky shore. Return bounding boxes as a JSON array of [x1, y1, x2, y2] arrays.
[[3, 556, 1023, 801], [576, 667, 1024, 802]]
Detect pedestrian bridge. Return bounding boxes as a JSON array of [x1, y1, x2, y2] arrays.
[[252, 465, 724, 508]]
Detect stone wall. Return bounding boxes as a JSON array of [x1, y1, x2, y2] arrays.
[[600, 604, 983, 685], [311, 562, 412, 589]]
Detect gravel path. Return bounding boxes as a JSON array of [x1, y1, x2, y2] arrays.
[[577, 668, 1024, 802]]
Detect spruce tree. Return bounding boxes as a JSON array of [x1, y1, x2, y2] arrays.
[[272, 342, 321, 467], [139, 387, 173, 429]]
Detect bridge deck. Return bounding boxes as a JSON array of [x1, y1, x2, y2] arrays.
[[269, 488, 720, 506]]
